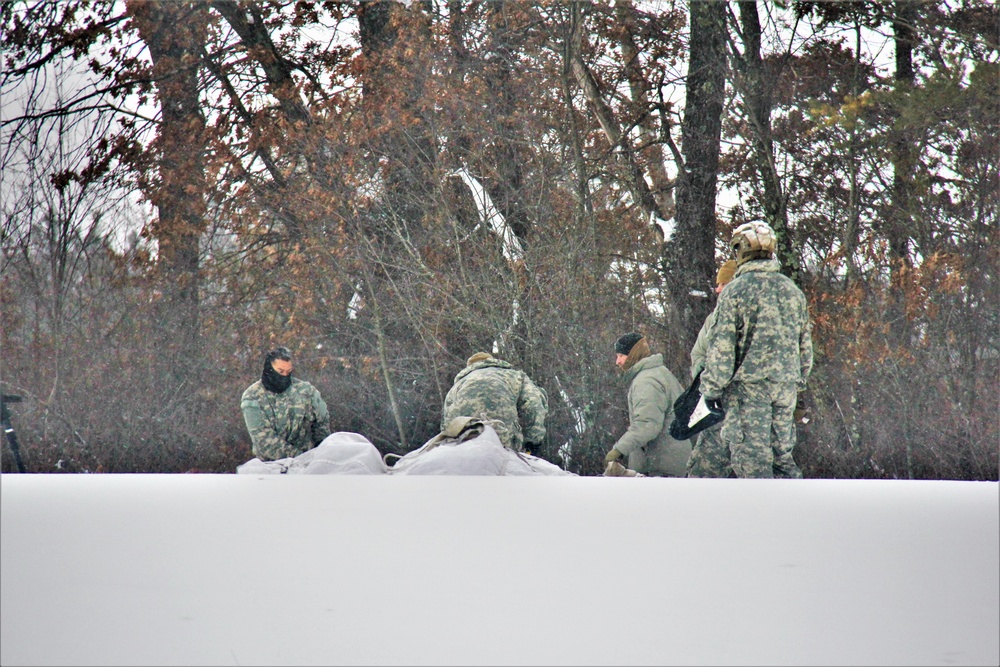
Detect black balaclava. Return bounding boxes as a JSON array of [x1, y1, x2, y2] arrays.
[[261, 348, 293, 393]]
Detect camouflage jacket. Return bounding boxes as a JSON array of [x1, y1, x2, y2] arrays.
[[614, 353, 691, 476], [700, 258, 813, 400], [441, 358, 548, 451], [240, 377, 331, 461], [690, 306, 720, 380]]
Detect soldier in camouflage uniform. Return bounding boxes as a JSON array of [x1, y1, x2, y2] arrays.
[[241, 347, 331, 461], [700, 222, 813, 478], [686, 260, 737, 478], [441, 352, 548, 453]]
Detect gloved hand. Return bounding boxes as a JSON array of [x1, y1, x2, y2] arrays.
[[794, 391, 810, 424], [794, 406, 810, 424], [524, 442, 541, 456], [604, 460, 643, 478], [604, 460, 626, 477], [605, 448, 623, 464]]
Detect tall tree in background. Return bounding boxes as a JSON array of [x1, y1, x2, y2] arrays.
[[666, 0, 727, 351], [126, 0, 209, 384], [728, 1, 798, 281], [886, 0, 918, 350], [358, 0, 437, 232]]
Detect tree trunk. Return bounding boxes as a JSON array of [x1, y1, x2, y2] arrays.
[[126, 0, 209, 382], [733, 1, 799, 282], [357, 0, 437, 230], [667, 0, 727, 352], [888, 0, 918, 349], [479, 2, 532, 245], [562, 3, 597, 254]]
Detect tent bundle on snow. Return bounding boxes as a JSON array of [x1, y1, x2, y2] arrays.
[[237, 417, 575, 477]]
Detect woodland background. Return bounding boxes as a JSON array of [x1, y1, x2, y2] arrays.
[[1, 0, 996, 478]]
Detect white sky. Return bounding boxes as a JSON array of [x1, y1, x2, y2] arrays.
[[2, 466, 997, 666]]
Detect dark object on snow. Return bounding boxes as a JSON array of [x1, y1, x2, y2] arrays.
[[1, 394, 26, 473], [669, 373, 724, 441]]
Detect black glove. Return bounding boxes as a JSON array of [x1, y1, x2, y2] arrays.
[[524, 442, 541, 456]]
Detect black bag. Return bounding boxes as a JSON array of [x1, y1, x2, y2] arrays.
[[669, 372, 725, 440]]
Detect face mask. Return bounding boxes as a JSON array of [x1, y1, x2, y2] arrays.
[[262, 363, 292, 394]]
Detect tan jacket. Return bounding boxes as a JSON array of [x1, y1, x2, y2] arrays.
[[613, 353, 692, 476]]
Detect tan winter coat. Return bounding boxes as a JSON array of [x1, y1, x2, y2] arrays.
[[613, 353, 692, 476]]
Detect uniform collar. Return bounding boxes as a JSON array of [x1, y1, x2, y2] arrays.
[[735, 257, 781, 278]]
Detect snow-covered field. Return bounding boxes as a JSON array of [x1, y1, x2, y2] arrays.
[[2, 474, 997, 666]]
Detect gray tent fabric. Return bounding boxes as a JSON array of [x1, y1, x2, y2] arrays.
[[237, 424, 574, 476], [388, 423, 574, 476], [237, 431, 388, 475]]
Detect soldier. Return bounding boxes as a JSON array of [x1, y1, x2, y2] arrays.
[[441, 352, 548, 454], [241, 346, 331, 461], [700, 222, 813, 478], [604, 333, 692, 477], [686, 259, 737, 478]]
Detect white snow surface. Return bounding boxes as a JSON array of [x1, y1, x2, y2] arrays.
[[1, 471, 997, 666]]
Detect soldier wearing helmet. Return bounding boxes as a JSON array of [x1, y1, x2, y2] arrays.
[[699, 222, 814, 478]]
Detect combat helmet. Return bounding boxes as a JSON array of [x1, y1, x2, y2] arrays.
[[731, 221, 777, 265]]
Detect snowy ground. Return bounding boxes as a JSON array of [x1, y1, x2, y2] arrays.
[[1, 474, 997, 666]]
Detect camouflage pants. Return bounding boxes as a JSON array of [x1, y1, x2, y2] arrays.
[[685, 421, 734, 478], [720, 381, 802, 479]]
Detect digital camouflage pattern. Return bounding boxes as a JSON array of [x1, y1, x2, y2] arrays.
[[689, 306, 719, 380], [701, 258, 813, 394], [441, 358, 547, 451], [614, 353, 692, 477], [687, 291, 730, 477], [241, 377, 331, 461], [685, 422, 733, 478], [700, 258, 813, 478], [723, 381, 801, 478]]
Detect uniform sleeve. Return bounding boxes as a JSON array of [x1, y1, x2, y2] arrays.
[[441, 386, 456, 431], [614, 376, 669, 457], [241, 394, 296, 461], [517, 374, 548, 445], [798, 300, 814, 390], [310, 386, 331, 445], [700, 295, 738, 400], [689, 308, 718, 380]]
